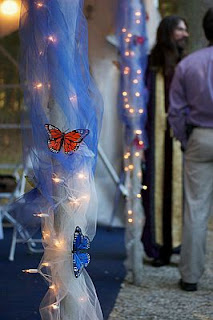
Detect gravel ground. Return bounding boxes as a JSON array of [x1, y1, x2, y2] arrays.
[[109, 227, 213, 320]]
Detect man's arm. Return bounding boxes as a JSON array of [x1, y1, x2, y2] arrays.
[[168, 63, 188, 150]]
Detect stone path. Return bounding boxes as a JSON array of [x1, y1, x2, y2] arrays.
[[109, 227, 213, 320]]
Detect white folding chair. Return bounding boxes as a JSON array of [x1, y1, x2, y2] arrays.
[[0, 163, 43, 261]]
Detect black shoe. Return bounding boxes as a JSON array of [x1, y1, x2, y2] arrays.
[[152, 257, 170, 267], [179, 279, 197, 292]]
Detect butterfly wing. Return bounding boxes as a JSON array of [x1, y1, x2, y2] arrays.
[[45, 124, 63, 153], [73, 226, 90, 278], [63, 129, 89, 154], [73, 252, 90, 278]]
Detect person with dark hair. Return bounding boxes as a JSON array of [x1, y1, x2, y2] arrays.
[[169, 8, 213, 291], [142, 16, 189, 267]]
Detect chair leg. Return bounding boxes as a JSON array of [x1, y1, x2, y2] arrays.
[[9, 228, 17, 261]]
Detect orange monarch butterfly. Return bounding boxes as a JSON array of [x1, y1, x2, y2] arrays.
[[45, 124, 89, 155]]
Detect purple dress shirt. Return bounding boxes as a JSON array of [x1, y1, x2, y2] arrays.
[[168, 46, 213, 149]]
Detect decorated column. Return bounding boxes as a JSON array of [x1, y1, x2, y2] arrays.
[[19, 0, 103, 319], [117, 0, 148, 285]]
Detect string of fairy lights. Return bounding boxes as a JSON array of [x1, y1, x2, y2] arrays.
[[118, 1, 148, 227], [20, 3, 96, 315]]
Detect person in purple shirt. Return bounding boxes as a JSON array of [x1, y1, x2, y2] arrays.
[[169, 7, 213, 292]]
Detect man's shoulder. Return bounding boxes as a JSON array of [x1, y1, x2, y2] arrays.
[[179, 47, 212, 69]]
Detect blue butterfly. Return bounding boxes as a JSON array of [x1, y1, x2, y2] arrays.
[[72, 226, 90, 278]]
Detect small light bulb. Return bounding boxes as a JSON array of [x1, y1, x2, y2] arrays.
[[139, 140, 144, 146], [135, 11, 141, 16], [133, 79, 139, 84], [33, 213, 49, 218], [48, 35, 57, 43], [137, 194, 142, 198], [122, 91, 128, 96], [124, 167, 129, 172], [52, 304, 59, 310], [124, 98, 128, 102], [22, 269, 38, 274], [129, 164, 134, 170], [127, 33, 132, 38], [142, 185, 148, 190], [128, 210, 133, 215], [52, 175, 63, 183], [125, 104, 130, 109], [78, 173, 86, 179], [122, 28, 127, 33], [136, 19, 141, 24], [125, 38, 130, 43], [34, 82, 43, 89], [125, 51, 130, 56], [135, 129, 142, 134], [128, 218, 133, 223], [137, 69, 142, 74], [129, 108, 134, 114], [139, 109, 144, 114], [135, 152, 140, 157], [135, 92, 140, 97], [49, 285, 55, 290], [42, 262, 49, 267], [36, 2, 44, 7]]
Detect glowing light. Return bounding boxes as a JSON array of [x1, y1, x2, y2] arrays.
[[127, 152, 131, 157], [142, 185, 148, 190], [122, 28, 127, 33], [136, 19, 141, 24], [0, 0, 19, 16], [36, 2, 44, 7], [52, 304, 59, 310], [127, 33, 132, 38], [124, 154, 129, 159], [128, 218, 133, 223], [34, 82, 43, 89], [22, 269, 38, 274], [124, 67, 130, 75], [128, 210, 133, 215], [137, 171, 142, 177], [42, 262, 49, 267], [135, 92, 140, 97], [139, 140, 144, 146], [129, 164, 134, 170], [129, 108, 134, 114], [125, 38, 130, 43], [70, 95, 77, 102], [139, 109, 144, 114], [135, 11, 141, 16], [52, 175, 63, 183], [49, 284, 56, 290], [54, 239, 64, 248], [122, 91, 128, 97], [125, 51, 130, 56], [78, 173, 86, 179], [125, 104, 130, 109], [135, 129, 142, 134], [135, 152, 140, 157], [124, 167, 129, 172], [137, 194, 142, 198], [137, 69, 142, 74], [48, 35, 57, 43], [124, 98, 128, 102], [33, 213, 49, 218], [133, 79, 139, 84]]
